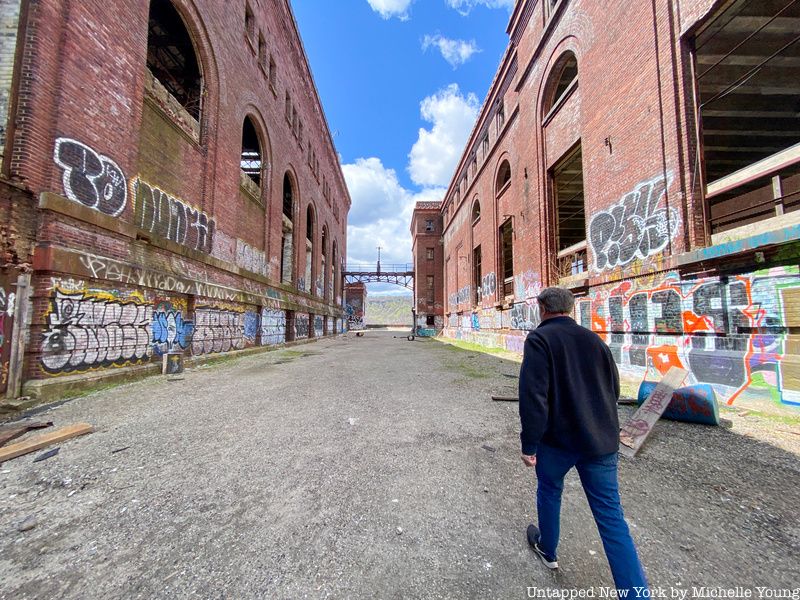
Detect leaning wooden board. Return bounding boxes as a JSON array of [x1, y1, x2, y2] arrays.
[[619, 367, 688, 458], [0, 423, 93, 463]]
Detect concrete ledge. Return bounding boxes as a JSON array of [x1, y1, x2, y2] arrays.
[[3, 336, 337, 413]]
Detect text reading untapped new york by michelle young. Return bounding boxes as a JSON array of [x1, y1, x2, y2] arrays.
[[526, 588, 800, 600]]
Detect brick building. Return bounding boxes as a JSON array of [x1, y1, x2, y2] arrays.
[[344, 282, 367, 331], [410, 201, 444, 334], [0, 0, 349, 402], [420, 0, 800, 413]]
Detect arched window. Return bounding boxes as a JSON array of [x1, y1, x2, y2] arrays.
[[321, 225, 329, 301], [147, 0, 203, 120], [471, 199, 481, 224], [305, 204, 315, 293], [306, 205, 315, 241], [283, 173, 293, 219], [332, 240, 339, 302], [496, 160, 511, 194], [281, 173, 295, 284], [241, 117, 262, 186], [544, 51, 578, 114]]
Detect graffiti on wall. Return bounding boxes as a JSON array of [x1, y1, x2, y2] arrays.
[[0, 283, 15, 393], [260, 308, 286, 346], [54, 138, 127, 217], [295, 313, 310, 338], [345, 296, 365, 331], [236, 239, 268, 277], [152, 300, 194, 356], [0, 286, 15, 347], [588, 174, 679, 272], [41, 290, 153, 374], [314, 315, 324, 338], [191, 306, 245, 355], [477, 272, 496, 303], [133, 178, 215, 254], [577, 267, 800, 407], [514, 271, 541, 303], [448, 285, 471, 308], [244, 310, 260, 343]]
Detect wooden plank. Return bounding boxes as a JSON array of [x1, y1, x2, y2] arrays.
[[492, 395, 519, 402], [0, 423, 93, 463], [5, 273, 31, 400], [619, 367, 688, 458], [0, 421, 53, 447], [706, 142, 800, 198]]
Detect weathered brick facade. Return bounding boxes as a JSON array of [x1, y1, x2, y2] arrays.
[[410, 202, 444, 335], [0, 0, 349, 402], [421, 0, 800, 413]]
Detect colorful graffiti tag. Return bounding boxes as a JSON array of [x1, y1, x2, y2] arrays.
[[152, 300, 194, 356], [577, 267, 800, 407], [41, 290, 153, 374]]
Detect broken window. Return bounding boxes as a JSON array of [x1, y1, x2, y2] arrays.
[[240, 117, 262, 187], [500, 219, 514, 297], [425, 219, 434, 232], [552, 145, 587, 276], [496, 160, 511, 194], [426, 247, 434, 260], [695, 0, 800, 233], [305, 204, 315, 293], [321, 225, 328, 299], [281, 174, 295, 284], [147, 0, 203, 120], [472, 199, 481, 224], [544, 51, 578, 115]]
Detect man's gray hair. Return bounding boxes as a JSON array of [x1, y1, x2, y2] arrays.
[[537, 286, 575, 315]]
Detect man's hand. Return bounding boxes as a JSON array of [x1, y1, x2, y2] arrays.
[[521, 454, 537, 467]]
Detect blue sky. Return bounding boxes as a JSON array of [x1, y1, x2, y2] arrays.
[[291, 0, 513, 293]]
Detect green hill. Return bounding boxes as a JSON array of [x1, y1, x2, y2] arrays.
[[366, 294, 413, 326]]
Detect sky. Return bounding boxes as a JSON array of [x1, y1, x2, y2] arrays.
[[291, 0, 513, 294]]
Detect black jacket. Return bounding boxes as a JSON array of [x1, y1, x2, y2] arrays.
[[519, 316, 620, 456]]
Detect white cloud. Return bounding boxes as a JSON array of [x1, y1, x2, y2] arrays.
[[445, 0, 514, 16], [422, 34, 481, 68], [407, 84, 479, 188], [366, 0, 414, 20], [343, 157, 444, 266]]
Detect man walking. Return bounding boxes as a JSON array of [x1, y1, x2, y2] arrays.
[[519, 286, 647, 592]]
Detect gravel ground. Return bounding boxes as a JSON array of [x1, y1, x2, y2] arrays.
[[1, 331, 799, 599]]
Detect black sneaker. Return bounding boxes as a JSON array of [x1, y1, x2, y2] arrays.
[[526, 524, 559, 570]]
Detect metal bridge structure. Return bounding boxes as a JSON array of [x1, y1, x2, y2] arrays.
[[343, 262, 415, 290]]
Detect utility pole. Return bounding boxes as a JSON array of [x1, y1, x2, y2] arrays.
[[377, 246, 382, 274]]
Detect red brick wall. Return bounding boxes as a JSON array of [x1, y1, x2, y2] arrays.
[[438, 0, 800, 413], [2, 0, 350, 392]]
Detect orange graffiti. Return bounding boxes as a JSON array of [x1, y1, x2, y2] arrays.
[[682, 311, 714, 333], [646, 344, 685, 375]]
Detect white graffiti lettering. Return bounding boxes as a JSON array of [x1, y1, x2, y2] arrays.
[[54, 138, 127, 216]]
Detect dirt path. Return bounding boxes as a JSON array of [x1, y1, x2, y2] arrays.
[[1, 331, 798, 599]]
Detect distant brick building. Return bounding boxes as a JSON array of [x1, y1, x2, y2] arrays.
[[344, 282, 367, 331], [410, 201, 444, 334], [0, 0, 349, 403], [418, 0, 800, 413]]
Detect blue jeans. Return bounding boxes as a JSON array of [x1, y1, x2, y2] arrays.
[[535, 443, 648, 592]]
